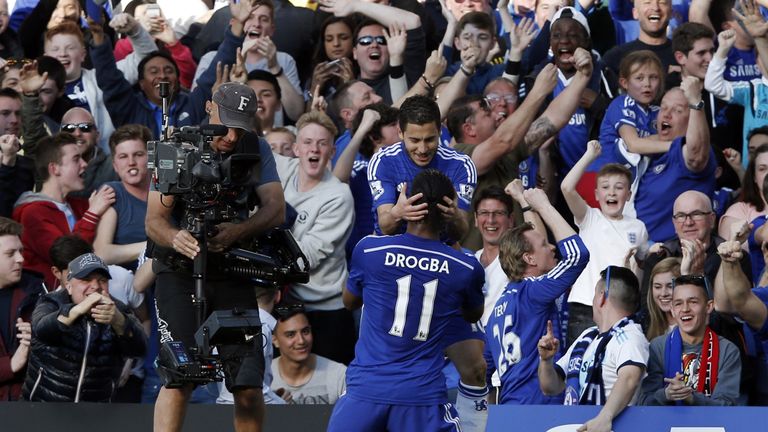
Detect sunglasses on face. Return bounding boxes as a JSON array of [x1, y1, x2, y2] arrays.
[[356, 35, 387, 46], [61, 123, 96, 133]]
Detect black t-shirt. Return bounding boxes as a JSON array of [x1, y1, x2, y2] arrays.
[[603, 38, 676, 76]]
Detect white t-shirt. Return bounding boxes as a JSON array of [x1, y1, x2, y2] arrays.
[[569, 208, 648, 306], [271, 355, 347, 404], [556, 321, 649, 404], [475, 250, 509, 327]]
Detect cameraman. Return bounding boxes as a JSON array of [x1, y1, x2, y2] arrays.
[[146, 82, 285, 432]]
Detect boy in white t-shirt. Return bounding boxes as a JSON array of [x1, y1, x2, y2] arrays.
[[561, 140, 648, 344]]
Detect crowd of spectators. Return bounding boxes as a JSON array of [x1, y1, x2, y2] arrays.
[[1, 0, 768, 430]]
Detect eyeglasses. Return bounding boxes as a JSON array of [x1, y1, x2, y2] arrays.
[[356, 35, 387, 46], [274, 302, 305, 320], [671, 274, 711, 299], [61, 123, 96, 133], [476, 210, 509, 218], [672, 210, 712, 223], [484, 93, 518, 105]]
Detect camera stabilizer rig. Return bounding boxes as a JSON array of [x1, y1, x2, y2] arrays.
[[149, 81, 310, 387]]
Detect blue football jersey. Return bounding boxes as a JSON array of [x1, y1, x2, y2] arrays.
[[634, 137, 716, 242], [368, 143, 478, 235], [485, 235, 589, 405], [593, 94, 659, 173], [554, 75, 590, 174], [345, 233, 485, 405]]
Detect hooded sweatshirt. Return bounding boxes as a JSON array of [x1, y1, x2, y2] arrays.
[[12, 192, 99, 290]]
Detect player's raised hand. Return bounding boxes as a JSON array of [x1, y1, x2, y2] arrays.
[[523, 188, 551, 212], [537, 320, 559, 361], [392, 183, 428, 223]]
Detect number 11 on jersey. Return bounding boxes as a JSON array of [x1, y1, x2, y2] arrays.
[[389, 275, 438, 341]]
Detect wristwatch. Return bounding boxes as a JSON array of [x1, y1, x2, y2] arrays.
[[688, 100, 704, 111]]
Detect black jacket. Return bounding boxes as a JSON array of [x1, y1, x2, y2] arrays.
[[22, 289, 146, 402]]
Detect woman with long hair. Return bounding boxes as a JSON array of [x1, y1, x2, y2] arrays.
[[645, 257, 681, 341]]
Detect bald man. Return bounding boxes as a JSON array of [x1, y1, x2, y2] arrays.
[[61, 108, 118, 198], [640, 190, 752, 316]]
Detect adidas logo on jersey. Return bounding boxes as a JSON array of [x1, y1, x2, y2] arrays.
[[384, 252, 450, 274]]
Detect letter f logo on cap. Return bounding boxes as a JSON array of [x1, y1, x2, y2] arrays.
[[238, 96, 250, 111]]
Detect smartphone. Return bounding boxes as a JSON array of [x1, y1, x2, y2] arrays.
[[326, 58, 343, 70], [146, 4, 161, 18]]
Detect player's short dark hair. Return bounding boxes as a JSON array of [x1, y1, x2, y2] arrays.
[[410, 169, 456, 234], [672, 22, 715, 56], [599, 265, 640, 313], [352, 102, 399, 159], [498, 222, 535, 282], [36, 55, 67, 91], [472, 185, 514, 214], [35, 132, 78, 182], [0, 217, 22, 237], [49, 235, 93, 271], [596, 163, 632, 184], [446, 94, 485, 142], [109, 124, 152, 154], [399, 95, 441, 132]]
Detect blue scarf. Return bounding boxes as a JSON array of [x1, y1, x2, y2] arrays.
[[664, 326, 719, 405]]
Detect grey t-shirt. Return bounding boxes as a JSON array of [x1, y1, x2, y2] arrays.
[[270, 355, 346, 404]]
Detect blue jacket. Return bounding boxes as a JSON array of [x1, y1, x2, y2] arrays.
[[90, 28, 244, 138]]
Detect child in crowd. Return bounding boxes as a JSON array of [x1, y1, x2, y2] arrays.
[[265, 127, 296, 158], [560, 140, 648, 343], [706, 29, 768, 166], [592, 50, 668, 214]]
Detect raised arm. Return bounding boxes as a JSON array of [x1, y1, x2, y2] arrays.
[[716, 240, 768, 329], [688, 0, 715, 30], [734, 0, 768, 71], [393, 49, 447, 110], [525, 187, 576, 242], [333, 109, 379, 182], [469, 63, 556, 175], [505, 178, 545, 238], [705, 30, 737, 101], [522, 47, 594, 152], [320, 0, 420, 30], [680, 76, 711, 172], [561, 140, 601, 224]]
